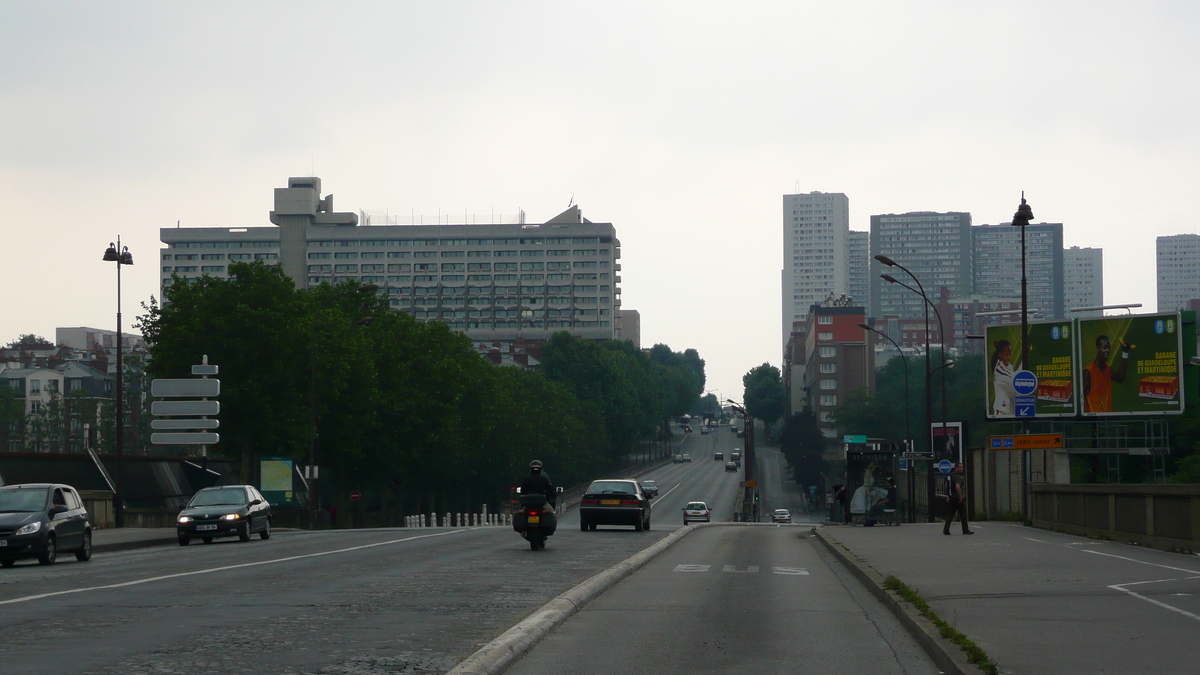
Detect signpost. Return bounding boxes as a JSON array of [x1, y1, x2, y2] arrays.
[[989, 433, 1064, 450], [150, 357, 220, 447]]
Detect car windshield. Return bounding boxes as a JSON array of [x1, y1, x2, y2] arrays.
[[687, 503, 707, 510], [587, 481, 636, 495], [188, 488, 247, 507], [775, 509, 789, 515], [641, 481, 656, 487], [0, 488, 49, 512]]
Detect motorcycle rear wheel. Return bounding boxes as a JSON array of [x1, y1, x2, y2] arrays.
[[529, 536, 540, 551]]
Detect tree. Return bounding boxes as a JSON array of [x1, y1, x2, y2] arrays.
[[6, 334, 52, 348], [743, 363, 787, 427], [779, 409, 827, 487]]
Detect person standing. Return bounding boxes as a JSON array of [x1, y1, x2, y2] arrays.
[[943, 463, 973, 535]]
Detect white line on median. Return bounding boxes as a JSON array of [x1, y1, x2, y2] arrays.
[[0, 529, 467, 607]]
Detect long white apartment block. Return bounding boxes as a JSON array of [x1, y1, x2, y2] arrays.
[[1157, 234, 1200, 313], [1064, 246, 1104, 317], [782, 192, 850, 347], [160, 177, 630, 344]]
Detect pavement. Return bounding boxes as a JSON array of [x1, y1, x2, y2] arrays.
[[814, 521, 1200, 675]]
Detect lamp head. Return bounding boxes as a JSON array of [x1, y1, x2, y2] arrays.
[[874, 254, 897, 267], [1011, 192, 1034, 227], [119, 247, 133, 266], [103, 243, 119, 262], [881, 274, 899, 284], [359, 284, 379, 293]]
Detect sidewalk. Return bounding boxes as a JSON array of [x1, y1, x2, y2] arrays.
[[93, 527, 178, 554], [815, 521, 1200, 675]]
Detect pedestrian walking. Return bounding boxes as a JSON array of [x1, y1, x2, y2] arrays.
[[943, 462, 974, 535]]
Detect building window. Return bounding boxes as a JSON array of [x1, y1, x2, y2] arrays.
[[819, 362, 836, 374], [819, 346, 836, 358], [45, 380, 59, 393], [819, 411, 834, 422], [818, 315, 833, 325], [819, 395, 837, 407], [818, 332, 833, 340], [29, 380, 40, 394], [819, 379, 836, 390]]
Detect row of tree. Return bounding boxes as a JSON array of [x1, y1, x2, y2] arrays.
[[138, 262, 705, 513]]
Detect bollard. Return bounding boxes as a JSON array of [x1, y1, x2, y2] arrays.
[[444, 512, 449, 528], [429, 513, 435, 528]]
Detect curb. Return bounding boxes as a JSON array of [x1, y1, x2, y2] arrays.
[[93, 536, 179, 554], [811, 526, 984, 675], [446, 521, 716, 675]]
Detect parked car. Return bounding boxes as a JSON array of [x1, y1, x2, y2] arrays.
[[683, 501, 711, 524], [579, 480, 651, 531], [714, 451, 724, 461], [177, 485, 272, 546], [724, 461, 738, 472], [639, 480, 659, 498], [772, 508, 792, 523], [0, 483, 92, 567], [681, 454, 692, 462]]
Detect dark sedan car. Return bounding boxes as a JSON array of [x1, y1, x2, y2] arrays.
[[639, 480, 659, 498], [177, 485, 272, 545], [0, 483, 92, 567], [579, 479, 651, 532]]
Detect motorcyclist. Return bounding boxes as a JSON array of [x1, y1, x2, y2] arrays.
[[520, 460, 556, 507]]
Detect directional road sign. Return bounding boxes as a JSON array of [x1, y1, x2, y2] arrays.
[[152, 400, 220, 416], [989, 434, 1064, 450], [843, 434, 868, 444], [1015, 395, 1036, 418], [151, 432, 220, 445], [151, 418, 220, 430], [151, 378, 220, 398], [902, 452, 934, 459], [937, 459, 954, 473]]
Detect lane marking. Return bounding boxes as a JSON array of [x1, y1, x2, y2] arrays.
[[657, 482, 682, 501], [1109, 583, 1200, 623], [673, 564, 711, 573], [0, 529, 467, 607], [723, 565, 759, 573], [773, 567, 809, 575], [1081, 549, 1200, 575]]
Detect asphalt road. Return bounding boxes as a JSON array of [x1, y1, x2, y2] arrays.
[[0, 428, 743, 675], [506, 525, 939, 675]]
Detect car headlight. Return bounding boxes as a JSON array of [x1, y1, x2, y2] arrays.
[[221, 513, 241, 521], [16, 521, 42, 536], [178, 516, 191, 524]]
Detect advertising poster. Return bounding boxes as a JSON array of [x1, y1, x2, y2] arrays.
[[845, 451, 897, 517], [259, 456, 295, 506], [985, 320, 1077, 419], [1076, 313, 1184, 416], [930, 421, 963, 466]]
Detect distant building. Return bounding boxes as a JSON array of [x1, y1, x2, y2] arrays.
[[161, 177, 632, 343], [847, 230, 871, 311], [56, 327, 146, 353], [800, 300, 874, 447], [782, 192, 850, 347], [973, 223, 1064, 319], [1157, 234, 1200, 313], [0, 362, 113, 453], [869, 212, 973, 321], [616, 309, 641, 348], [1063, 246, 1104, 317]]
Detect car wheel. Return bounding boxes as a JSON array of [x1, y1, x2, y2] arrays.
[[203, 537, 213, 544], [588, 523, 597, 531], [38, 534, 57, 566], [178, 535, 190, 546], [580, 519, 589, 532], [645, 515, 651, 529], [1, 559, 15, 568], [75, 530, 92, 562], [259, 519, 271, 540], [239, 521, 252, 542]]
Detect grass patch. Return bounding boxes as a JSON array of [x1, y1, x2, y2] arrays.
[[883, 575, 999, 675]]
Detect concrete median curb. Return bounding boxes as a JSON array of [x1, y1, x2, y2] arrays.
[[93, 534, 179, 554], [812, 526, 985, 675], [446, 521, 718, 675]]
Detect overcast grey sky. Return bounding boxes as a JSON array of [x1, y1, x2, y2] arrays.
[[3, 2, 1198, 400]]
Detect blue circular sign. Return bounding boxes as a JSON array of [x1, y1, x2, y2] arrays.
[[1013, 369, 1038, 396], [938, 459, 954, 474]]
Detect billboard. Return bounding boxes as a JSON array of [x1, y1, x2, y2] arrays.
[[930, 421, 963, 465], [1076, 313, 1184, 416], [259, 456, 296, 506], [985, 320, 1077, 419]]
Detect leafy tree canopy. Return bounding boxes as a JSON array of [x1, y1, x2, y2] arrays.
[[7, 334, 52, 348], [743, 363, 787, 426]]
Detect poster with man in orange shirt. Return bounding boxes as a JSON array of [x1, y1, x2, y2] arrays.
[[1077, 313, 1185, 416]]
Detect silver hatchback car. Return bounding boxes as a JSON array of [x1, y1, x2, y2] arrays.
[[683, 501, 711, 524]]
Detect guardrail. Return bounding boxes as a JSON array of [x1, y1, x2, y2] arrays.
[[1030, 483, 1200, 552]]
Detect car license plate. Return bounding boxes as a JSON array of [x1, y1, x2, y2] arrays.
[[527, 516, 540, 524], [196, 524, 218, 531], [0, 540, 7, 546], [601, 499, 619, 505]]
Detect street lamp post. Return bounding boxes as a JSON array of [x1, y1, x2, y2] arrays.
[[860, 323, 915, 522], [1012, 193, 1034, 371], [308, 284, 378, 529], [102, 240, 133, 527], [877, 254, 948, 523], [725, 399, 755, 520]]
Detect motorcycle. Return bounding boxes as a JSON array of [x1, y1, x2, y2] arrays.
[[512, 486, 563, 550]]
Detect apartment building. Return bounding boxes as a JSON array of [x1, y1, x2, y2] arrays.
[[800, 302, 874, 445], [973, 222, 1064, 319], [160, 177, 630, 343], [782, 192, 850, 347], [847, 230, 871, 312], [869, 211, 974, 322], [1157, 235, 1200, 313], [1063, 246, 1104, 317]]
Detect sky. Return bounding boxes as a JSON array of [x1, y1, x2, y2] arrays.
[[3, 2, 1200, 401]]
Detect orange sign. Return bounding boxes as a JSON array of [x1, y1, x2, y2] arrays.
[[988, 434, 1064, 450]]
